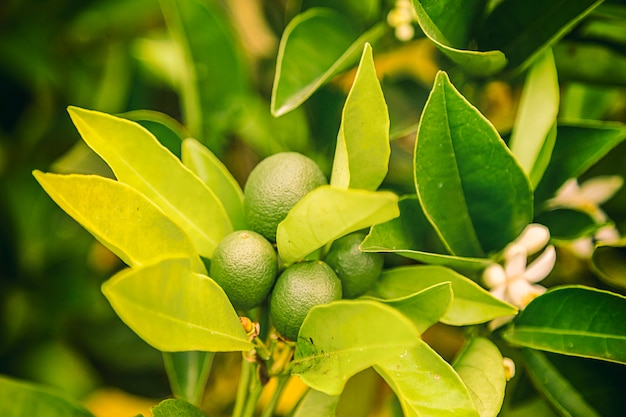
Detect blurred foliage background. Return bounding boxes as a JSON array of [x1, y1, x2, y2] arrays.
[[1, 0, 625, 416]]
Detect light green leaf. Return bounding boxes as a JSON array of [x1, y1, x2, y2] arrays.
[[182, 138, 245, 230], [162, 351, 214, 406], [414, 71, 533, 256], [509, 50, 559, 188], [372, 266, 517, 326], [374, 339, 479, 417], [67, 106, 232, 259], [365, 282, 452, 334], [522, 349, 601, 417], [290, 389, 340, 417], [277, 185, 399, 264], [33, 171, 204, 273], [292, 300, 421, 395], [271, 8, 385, 116], [0, 376, 95, 417], [592, 239, 626, 292], [555, 41, 626, 87], [151, 398, 208, 417], [503, 286, 626, 364], [330, 43, 389, 191], [102, 257, 252, 352], [453, 338, 506, 417]]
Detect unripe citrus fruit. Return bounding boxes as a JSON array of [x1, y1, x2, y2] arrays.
[[270, 261, 342, 341], [209, 230, 278, 311], [243, 152, 327, 242], [324, 232, 384, 298]]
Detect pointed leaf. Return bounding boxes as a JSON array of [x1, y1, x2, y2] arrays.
[[414, 71, 532, 256], [452, 338, 506, 417], [372, 266, 517, 326], [151, 398, 208, 417], [503, 286, 626, 364], [120, 109, 191, 158], [374, 339, 479, 417], [271, 8, 385, 116], [102, 257, 252, 352], [67, 106, 232, 258], [508, 50, 559, 187], [33, 171, 204, 272], [330, 43, 389, 190], [290, 389, 340, 417], [535, 208, 602, 242], [162, 351, 214, 406], [277, 185, 399, 264], [292, 300, 421, 395], [182, 138, 245, 230]]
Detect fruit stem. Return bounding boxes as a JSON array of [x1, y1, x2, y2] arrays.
[[232, 359, 253, 417]]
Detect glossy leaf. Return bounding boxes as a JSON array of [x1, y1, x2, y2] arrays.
[[372, 265, 517, 326], [365, 282, 452, 334], [412, 1, 507, 76], [592, 240, 626, 292], [276, 185, 399, 264], [102, 257, 252, 352], [0, 376, 96, 417], [33, 171, 204, 273], [534, 121, 626, 208], [522, 349, 601, 417], [271, 8, 385, 116], [508, 49, 559, 187], [151, 398, 208, 417], [374, 339, 479, 417], [181, 138, 245, 230], [361, 196, 491, 273], [503, 286, 626, 364], [120, 109, 190, 158], [414, 71, 533, 256], [452, 338, 506, 417], [476, 0, 603, 70], [292, 300, 421, 395], [67, 106, 232, 259], [330, 43, 390, 191], [290, 389, 340, 417], [162, 351, 214, 406]]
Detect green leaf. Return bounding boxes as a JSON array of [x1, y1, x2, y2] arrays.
[[120, 109, 191, 158], [534, 121, 626, 208], [555, 41, 626, 87], [290, 389, 340, 417], [372, 266, 517, 326], [151, 398, 208, 417], [292, 300, 421, 395], [508, 50, 559, 188], [414, 71, 533, 257], [271, 8, 385, 116], [162, 351, 214, 406], [412, 1, 507, 76], [181, 138, 245, 230], [522, 349, 601, 417], [476, 0, 603, 70], [330, 43, 389, 191], [33, 171, 204, 273], [361, 196, 492, 273], [503, 286, 626, 364], [592, 240, 626, 292], [102, 257, 252, 352], [365, 282, 452, 334], [374, 339, 479, 417], [277, 185, 399, 264], [535, 208, 602, 241], [452, 338, 506, 417], [0, 376, 96, 417], [67, 106, 232, 259]]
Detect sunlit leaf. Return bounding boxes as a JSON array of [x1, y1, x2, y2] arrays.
[[67, 106, 232, 258], [290, 388, 340, 417], [271, 8, 385, 116], [0, 376, 95, 417], [33, 171, 204, 273], [503, 286, 626, 364], [453, 338, 506, 417], [331, 43, 389, 191], [162, 351, 214, 406], [374, 339, 479, 417], [182, 138, 245, 230], [102, 257, 252, 352], [592, 239, 626, 292], [292, 300, 420, 395], [414, 71, 532, 257], [372, 266, 517, 326], [151, 398, 208, 417], [277, 185, 399, 264]]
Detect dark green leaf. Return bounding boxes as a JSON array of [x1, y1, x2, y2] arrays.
[[151, 398, 207, 417], [120, 109, 190, 158], [503, 286, 626, 364], [535, 208, 602, 241], [162, 351, 214, 406], [592, 239, 626, 292]]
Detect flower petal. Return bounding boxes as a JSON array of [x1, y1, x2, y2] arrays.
[[515, 223, 550, 255], [580, 176, 623, 205], [504, 244, 527, 278], [483, 264, 506, 289], [524, 245, 556, 283]]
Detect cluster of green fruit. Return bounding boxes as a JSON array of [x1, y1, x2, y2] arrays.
[[209, 152, 384, 341]]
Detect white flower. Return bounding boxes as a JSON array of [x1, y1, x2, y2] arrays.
[[387, 0, 417, 41]]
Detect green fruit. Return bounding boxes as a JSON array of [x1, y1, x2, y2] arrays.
[[243, 152, 327, 242], [269, 261, 342, 340], [209, 230, 278, 311], [325, 232, 384, 298]]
